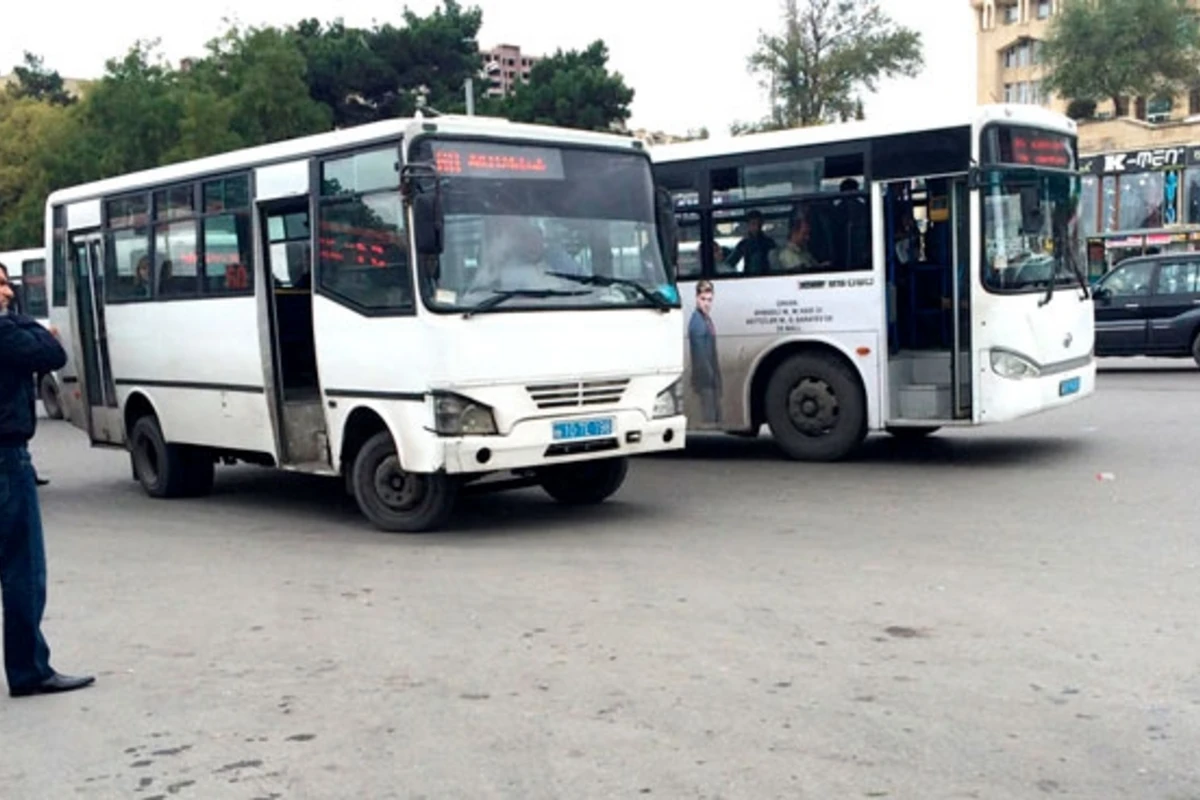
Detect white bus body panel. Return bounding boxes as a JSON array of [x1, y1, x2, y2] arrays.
[[676, 276, 884, 432], [104, 299, 276, 454]]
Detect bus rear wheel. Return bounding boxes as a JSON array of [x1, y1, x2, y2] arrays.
[[763, 352, 866, 462], [351, 431, 457, 533], [40, 375, 63, 420], [130, 415, 214, 498], [537, 456, 629, 505]]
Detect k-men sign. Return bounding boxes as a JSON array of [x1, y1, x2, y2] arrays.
[[1081, 145, 1200, 175]]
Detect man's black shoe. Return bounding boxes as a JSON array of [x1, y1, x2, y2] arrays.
[[10, 672, 95, 698], [34, 476, 49, 486]]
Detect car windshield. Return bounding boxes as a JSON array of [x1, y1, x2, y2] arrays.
[[410, 138, 676, 313], [981, 167, 1081, 293]]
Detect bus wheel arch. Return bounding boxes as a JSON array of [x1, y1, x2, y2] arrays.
[[750, 341, 868, 462], [340, 407, 458, 533], [124, 392, 214, 498]]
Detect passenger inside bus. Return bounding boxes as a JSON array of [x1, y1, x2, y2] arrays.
[[773, 213, 827, 272], [723, 210, 776, 274]]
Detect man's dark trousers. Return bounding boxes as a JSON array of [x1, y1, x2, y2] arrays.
[[0, 444, 52, 692]]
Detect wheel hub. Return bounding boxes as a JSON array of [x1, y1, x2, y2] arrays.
[[373, 455, 425, 511], [786, 378, 839, 436]]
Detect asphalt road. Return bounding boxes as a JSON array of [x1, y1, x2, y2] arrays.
[[3, 358, 1198, 800]]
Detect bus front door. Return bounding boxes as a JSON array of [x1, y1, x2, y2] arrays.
[[68, 230, 122, 445]]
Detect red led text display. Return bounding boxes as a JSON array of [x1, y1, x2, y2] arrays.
[[987, 126, 1077, 171], [430, 141, 565, 181]]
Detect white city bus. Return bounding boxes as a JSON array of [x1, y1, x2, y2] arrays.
[[651, 104, 1095, 461], [0, 247, 65, 418], [45, 114, 687, 532]]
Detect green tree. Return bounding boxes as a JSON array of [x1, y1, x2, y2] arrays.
[[69, 41, 186, 177], [0, 95, 74, 247], [289, 2, 484, 126], [1043, 0, 1200, 113], [494, 40, 634, 131], [191, 25, 332, 148], [5, 52, 75, 106], [739, 0, 922, 132]]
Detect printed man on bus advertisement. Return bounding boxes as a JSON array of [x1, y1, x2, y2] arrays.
[[687, 279, 722, 424]]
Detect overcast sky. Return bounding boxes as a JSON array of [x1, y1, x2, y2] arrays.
[[1, 0, 975, 138]]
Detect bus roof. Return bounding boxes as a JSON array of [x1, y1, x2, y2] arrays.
[[0, 248, 45, 276], [649, 103, 1077, 164], [46, 113, 649, 208]]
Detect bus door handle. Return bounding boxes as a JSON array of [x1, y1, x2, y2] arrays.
[[1123, 303, 1140, 310]]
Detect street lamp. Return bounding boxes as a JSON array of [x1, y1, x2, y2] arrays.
[[466, 59, 503, 116]]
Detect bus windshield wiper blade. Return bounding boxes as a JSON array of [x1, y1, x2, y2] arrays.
[[545, 271, 671, 311], [462, 288, 588, 318]]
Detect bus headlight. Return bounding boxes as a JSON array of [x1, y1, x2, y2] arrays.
[[433, 393, 498, 436], [990, 349, 1041, 380], [653, 380, 682, 418]]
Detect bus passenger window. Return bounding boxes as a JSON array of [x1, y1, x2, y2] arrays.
[[203, 212, 254, 295]]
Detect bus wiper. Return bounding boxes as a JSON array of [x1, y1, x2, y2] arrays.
[[462, 288, 588, 319], [545, 271, 671, 311]]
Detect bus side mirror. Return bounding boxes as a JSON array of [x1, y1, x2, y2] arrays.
[[655, 186, 679, 281], [412, 193, 443, 256], [1092, 285, 1110, 302], [402, 163, 444, 256]]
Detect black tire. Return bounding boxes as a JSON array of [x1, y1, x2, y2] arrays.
[[129, 415, 214, 498], [40, 375, 63, 420], [1192, 330, 1200, 369], [538, 457, 629, 505], [351, 431, 457, 533], [886, 425, 940, 439], [763, 352, 867, 462]]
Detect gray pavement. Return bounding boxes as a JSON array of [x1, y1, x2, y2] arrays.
[[3, 358, 1199, 799]]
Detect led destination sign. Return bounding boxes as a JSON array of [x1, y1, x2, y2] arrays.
[[429, 141, 565, 180], [983, 125, 1076, 170]]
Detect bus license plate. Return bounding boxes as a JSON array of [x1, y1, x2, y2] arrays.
[[552, 417, 614, 441], [1059, 376, 1081, 396]]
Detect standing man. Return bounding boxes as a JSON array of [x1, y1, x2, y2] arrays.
[[687, 280, 722, 424], [0, 260, 94, 698]]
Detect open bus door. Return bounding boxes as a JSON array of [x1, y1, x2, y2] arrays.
[[67, 229, 123, 446]]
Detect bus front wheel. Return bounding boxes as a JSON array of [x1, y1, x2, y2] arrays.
[[538, 456, 629, 505], [130, 415, 214, 498], [763, 353, 866, 462], [351, 431, 457, 533]]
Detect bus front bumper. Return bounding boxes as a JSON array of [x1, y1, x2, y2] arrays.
[[441, 411, 687, 473], [979, 358, 1096, 424]]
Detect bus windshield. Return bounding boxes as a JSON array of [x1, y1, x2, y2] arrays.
[[981, 167, 1081, 294], [411, 138, 675, 313]]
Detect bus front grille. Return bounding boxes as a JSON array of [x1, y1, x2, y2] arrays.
[[526, 378, 630, 409]]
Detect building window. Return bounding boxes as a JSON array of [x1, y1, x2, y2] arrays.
[[1186, 167, 1200, 224], [1080, 175, 1099, 238], [1119, 173, 1165, 229], [1147, 96, 1173, 123], [1037, 0, 1052, 19], [1004, 3, 1020, 24], [1102, 176, 1118, 232]]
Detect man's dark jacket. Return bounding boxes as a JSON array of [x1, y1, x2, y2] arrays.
[[0, 313, 67, 448]]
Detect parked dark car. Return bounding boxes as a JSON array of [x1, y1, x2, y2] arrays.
[[1092, 254, 1200, 367]]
